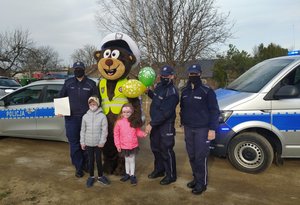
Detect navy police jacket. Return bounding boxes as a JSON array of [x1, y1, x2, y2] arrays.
[[148, 82, 179, 126], [180, 81, 220, 130], [60, 76, 98, 117]]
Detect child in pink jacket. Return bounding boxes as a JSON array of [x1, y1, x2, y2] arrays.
[[114, 103, 147, 185]]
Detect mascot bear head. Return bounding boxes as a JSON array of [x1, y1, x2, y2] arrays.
[[94, 32, 141, 80]]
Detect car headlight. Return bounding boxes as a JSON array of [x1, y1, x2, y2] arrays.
[[219, 110, 233, 123]]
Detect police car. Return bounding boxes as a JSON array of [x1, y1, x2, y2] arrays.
[[0, 76, 22, 97], [0, 79, 67, 141], [211, 52, 300, 173]]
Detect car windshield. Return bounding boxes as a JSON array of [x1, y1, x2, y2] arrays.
[[226, 58, 295, 93], [0, 79, 21, 87]]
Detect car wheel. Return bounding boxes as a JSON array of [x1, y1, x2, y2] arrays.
[[228, 132, 274, 174]]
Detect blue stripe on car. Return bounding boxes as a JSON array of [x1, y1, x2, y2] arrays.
[[272, 113, 300, 131], [0, 107, 55, 119], [226, 112, 300, 132], [36, 107, 55, 118]]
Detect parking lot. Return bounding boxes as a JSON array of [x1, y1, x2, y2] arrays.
[[0, 132, 299, 205]]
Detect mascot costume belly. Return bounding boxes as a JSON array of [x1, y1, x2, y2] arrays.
[[94, 32, 143, 175]]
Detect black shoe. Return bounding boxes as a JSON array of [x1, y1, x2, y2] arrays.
[[159, 176, 176, 185], [97, 176, 110, 185], [120, 174, 130, 182], [148, 171, 165, 179], [192, 185, 207, 195], [187, 180, 196, 189], [130, 175, 137, 186], [75, 170, 84, 178], [86, 177, 95, 188]]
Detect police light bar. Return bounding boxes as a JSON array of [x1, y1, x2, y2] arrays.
[[288, 50, 300, 56]]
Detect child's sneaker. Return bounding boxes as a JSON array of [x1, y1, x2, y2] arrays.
[[97, 176, 110, 185], [86, 177, 95, 188], [130, 175, 137, 186], [120, 174, 130, 182]]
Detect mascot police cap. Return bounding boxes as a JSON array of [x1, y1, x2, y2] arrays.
[[100, 32, 141, 68]]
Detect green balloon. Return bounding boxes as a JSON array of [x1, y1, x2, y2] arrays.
[[138, 67, 156, 86]]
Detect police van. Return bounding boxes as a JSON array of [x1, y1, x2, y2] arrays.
[[211, 51, 300, 173]]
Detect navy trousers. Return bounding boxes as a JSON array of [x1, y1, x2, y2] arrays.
[[86, 146, 103, 177], [184, 126, 210, 187], [150, 122, 177, 179], [65, 116, 87, 172]]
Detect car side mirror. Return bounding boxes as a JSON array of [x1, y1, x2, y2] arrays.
[[274, 85, 299, 99]]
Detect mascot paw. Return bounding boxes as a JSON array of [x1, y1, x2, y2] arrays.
[[103, 160, 116, 175], [113, 157, 125, 176]]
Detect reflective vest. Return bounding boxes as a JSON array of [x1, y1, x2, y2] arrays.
[[99, 78, 129, 115]]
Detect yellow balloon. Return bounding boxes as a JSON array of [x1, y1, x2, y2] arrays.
[[122, 79, 146, 98]]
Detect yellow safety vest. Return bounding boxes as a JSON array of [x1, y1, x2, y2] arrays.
[[99, 78, 129, 115]]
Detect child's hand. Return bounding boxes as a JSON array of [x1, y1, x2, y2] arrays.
[[117, 148, 121, 152], [98, 144, 104, 148], [208, 130, 216, 140], [81, 144, 86, 150], [145, 124, 152, 134]]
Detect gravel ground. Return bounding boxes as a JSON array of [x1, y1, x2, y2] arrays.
[[0, 133, 299, 205]]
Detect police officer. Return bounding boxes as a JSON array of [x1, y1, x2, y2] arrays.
[[145, 65, 179, 185], [59, 61, 98, 178], [180, 64, 220, 195]]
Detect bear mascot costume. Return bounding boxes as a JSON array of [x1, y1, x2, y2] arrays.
[[94, 32, 143, 175]]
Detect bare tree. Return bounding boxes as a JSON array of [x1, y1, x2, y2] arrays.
[[0, 29, 34, 76], [71, 44, 97, 68], [96, 0, 232, 70], [22, 46, 62, 75]]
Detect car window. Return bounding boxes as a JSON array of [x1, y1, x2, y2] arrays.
[[0, 78, 21, 87], [293, 67, 300, 85], [227, 58, 294, 93], [279, 66, 300, 98], [5, 85, 44, 105], [43, 84, 63, 103]]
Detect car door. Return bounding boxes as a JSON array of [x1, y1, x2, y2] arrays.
[[35, 84, 66, 141], [0, 85, 44, 138], [270, 65, 300, 157]]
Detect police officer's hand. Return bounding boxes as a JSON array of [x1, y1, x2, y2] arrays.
[[56, 114, 64, 117], [146, 84, 155, 91], [81, 144, 86, 150], [145, 124, 152, 134], [208, 130, 216, 140], [98, 144, 104, 148]]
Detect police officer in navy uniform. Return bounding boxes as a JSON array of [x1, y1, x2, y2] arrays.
[[145, 65, 179, 185], [180, 64, 220, 195], [59, 61, 99, 178]]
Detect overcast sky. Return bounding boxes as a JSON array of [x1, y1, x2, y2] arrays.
[[217, 0, 300, 54], [0, 0, 299, 65]]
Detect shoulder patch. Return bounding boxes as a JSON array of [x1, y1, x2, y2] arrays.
[[199, 85, 210, 94], [166, 86, 178, 97], [65, 78, 75, 87]]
